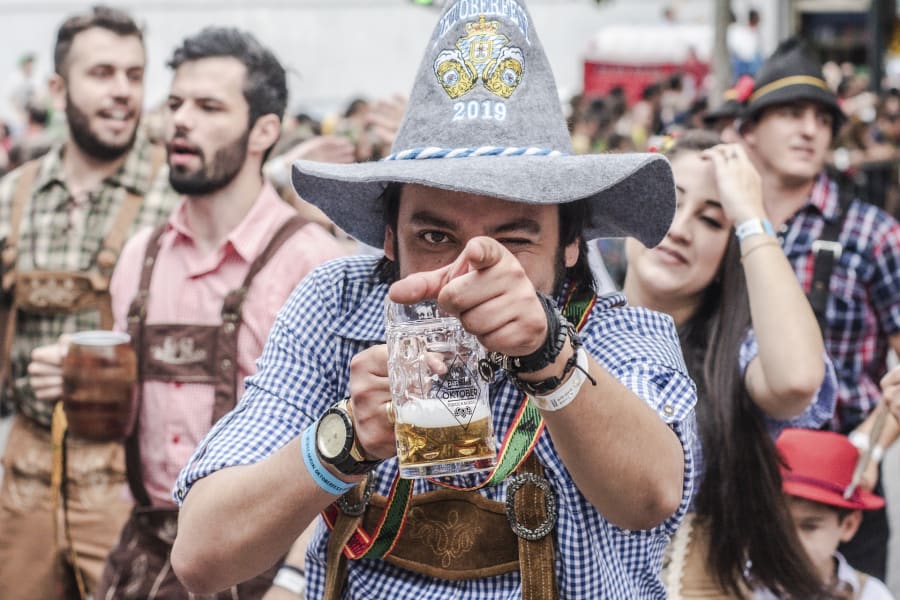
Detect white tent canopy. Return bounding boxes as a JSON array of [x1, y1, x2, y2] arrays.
[[583, 24, 713, 65]]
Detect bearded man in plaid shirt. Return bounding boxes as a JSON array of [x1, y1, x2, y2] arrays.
[[0, 6, 177, 598], [739, 38, 900, 581]]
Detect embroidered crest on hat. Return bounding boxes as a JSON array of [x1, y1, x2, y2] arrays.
[[434, 16, 524, 100]]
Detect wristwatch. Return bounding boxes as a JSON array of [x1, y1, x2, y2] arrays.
[[315, 400, 382, 476]]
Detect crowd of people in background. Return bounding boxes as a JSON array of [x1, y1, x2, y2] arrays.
[[1, 1, 900, 599]]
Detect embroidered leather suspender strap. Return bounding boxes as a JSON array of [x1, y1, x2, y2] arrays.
[[808, 181, 853, 331], [125, 224, 168, 507], [321, 284, 597, 599], [93, 144, 166, 293], [1, 149, 165, 402], [0, 160, 41, 395], [323, 454, 558, 599], [124, 215, 309, 504], [511, 453, 558, 599], [214, 214, 307, 422], [0, 160, 40, 288]]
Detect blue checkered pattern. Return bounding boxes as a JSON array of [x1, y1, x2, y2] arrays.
[[687, 329, 837, 509], [781, 174, 900, 432], [175, 255, 697, 599]]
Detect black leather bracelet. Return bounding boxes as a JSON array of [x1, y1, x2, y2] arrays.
[[494, 292, 568, 374], [507, 325, 592, 396]]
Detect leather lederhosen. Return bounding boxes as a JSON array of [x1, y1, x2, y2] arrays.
[[324, 449, 559, 600], [0, 149, 165, 404], [103, 215, 307, 600]]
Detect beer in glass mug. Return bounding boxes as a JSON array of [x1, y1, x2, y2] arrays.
[[62, 330, 137, 441], [385, 299, 497, 479]]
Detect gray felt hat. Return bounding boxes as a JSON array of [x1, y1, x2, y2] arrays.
[[291, 0, 675, 249]]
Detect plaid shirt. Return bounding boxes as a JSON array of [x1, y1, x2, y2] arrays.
[[779, 174, 900, 432], [176, 255, 697, 599], [0, 135, 178, 428]]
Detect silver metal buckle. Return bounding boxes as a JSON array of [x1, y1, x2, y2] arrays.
[[505, 472, 558, 541], [337, 475, 373, 516], [812, 240, 842, 261]]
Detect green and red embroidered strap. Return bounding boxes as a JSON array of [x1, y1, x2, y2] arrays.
[[322, 283, 597, 561]]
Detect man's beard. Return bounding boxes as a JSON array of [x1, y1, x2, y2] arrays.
[[66, 95, 137, 161], [168, 130, 249, 196]]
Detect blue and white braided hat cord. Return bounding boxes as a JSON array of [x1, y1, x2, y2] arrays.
[[383, 146, 568, 161]]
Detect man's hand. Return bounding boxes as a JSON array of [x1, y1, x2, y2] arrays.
[[366, 94, 408, 151], [388, 236, 547, 357], [882, 364, 900, 424], [282, 135, 356, 165], [27, 339, 69, 403], [347, 344, 395, 460]]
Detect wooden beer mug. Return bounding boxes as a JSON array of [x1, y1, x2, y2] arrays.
[[62, 330, 137, 441]]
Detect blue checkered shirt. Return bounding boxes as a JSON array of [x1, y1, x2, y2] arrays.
[[780, 174, 900, 432], [176, 255, 698, 599]]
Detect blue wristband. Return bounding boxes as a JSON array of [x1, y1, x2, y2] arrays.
[[301, 424, 355, 495]]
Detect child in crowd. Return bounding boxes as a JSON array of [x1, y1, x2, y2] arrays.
[[769, 429, 894, 600]]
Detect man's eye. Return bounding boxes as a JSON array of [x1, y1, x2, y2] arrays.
[[499, 238, 531, 247], [421, 231, 449, 244]]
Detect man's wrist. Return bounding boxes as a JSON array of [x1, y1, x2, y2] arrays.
[[527, 347, 591, 412], [516, 338, 575, 384], [272, 564, 306, 597], [300, 425, 359, 495], [503, 292, 567, 373]]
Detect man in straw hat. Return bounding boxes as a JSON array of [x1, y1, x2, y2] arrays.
[[172, 1, 697, 597], [738, 37, 900, 580]]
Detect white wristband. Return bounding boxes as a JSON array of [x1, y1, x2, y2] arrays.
[[527, 347, 589, 412], [735, 217, 775, 241], [273, 565, 306, 597], [848, 430, 884, 463]]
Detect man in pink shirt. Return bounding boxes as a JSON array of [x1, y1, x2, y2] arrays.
[[29, 27, 345, 599]]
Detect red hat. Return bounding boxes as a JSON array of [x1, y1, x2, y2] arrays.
[[776, 428, 884, 511]]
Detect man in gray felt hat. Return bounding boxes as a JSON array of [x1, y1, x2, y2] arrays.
[[171, 1, 697, 598]]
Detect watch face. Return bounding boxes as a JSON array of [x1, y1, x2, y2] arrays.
[[317, 412, 349, 460]]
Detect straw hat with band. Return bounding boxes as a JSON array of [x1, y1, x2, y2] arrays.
[[291, 0, 675, 251], [776, 428, 885, 511], [740, 37, 845, 135]]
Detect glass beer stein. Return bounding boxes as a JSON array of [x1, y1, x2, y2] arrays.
[[385, 299, 497, 479], [62, 330, 137, 442]]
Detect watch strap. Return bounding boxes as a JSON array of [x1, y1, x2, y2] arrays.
[[302, 425, 355, 495]]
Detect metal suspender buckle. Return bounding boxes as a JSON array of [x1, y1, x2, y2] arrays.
[[812, 240, 842, 261], [337, 475, 373, 516], [505, 472, 558, 541]]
